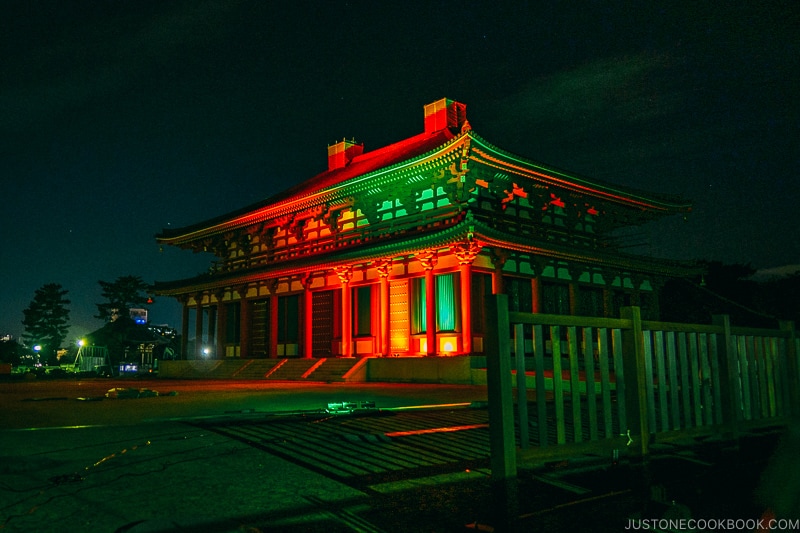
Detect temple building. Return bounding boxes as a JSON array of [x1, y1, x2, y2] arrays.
[[154, 98, 696, 360]]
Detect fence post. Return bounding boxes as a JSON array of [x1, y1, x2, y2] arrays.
[[514, 323, 530, 449], [779, 320, 799, 417], [486, 294, 517, 480], [620, 306, 649, 457], [712, 315, 741, 439]]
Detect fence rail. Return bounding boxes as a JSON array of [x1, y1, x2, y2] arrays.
[[486, 295, 799, 479]]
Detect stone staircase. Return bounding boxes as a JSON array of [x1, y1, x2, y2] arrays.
[[163, 360, 240, 379], [159, 357, 368, 381], [305, 358, 364, 382], [263, 359, 319, 380], [230, 360, 283, 379]]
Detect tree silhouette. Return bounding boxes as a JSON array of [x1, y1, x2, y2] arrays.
[[95, 275, 152, 322], [21, 283, 71, 364], [660, 261, 797, 327], [0, 338, 26, 365]]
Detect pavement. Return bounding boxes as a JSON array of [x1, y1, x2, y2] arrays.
[[0, 377, 794, 532]]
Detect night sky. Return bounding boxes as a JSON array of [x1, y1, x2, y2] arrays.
[[2, 1, 798, 341]]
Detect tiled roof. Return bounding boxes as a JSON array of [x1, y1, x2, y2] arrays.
[[270, 128, 456, 203], [156, 128, 457, 241]]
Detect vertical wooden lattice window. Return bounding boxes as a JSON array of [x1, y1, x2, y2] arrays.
[[612, 291, 631, 318], [506, 277, 533, 313], [353, 285, 372, 336], [389, 279, 410, 353], [277, 295, 299, 344], [579, 287, 605, 317], [542, 282, 570, 315], [250, 300, 270, 358], [471, 273, 492, 334], [225, 302, 241, 344], [411, 277, 426, 334], [436, 273, 457, 332], [312, 290, 334, 357]]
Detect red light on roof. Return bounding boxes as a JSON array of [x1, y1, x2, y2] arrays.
[[549, 193, 565, 208]]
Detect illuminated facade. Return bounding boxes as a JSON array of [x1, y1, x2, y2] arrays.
[[155, 98, 696, 359]]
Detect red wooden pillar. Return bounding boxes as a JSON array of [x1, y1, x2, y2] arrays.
[[215, 294, 226, 358], [336, 267, 353, 357], [302, 275, 313, 358], [455, 241, 480, 355], [648, 276, 664, 320], [568, 282, 579, 315], [180, 299, 190, 359], [631, 275, 644, 308], [269, 293, 278, 358], [194, 295, 204, 358], [630, 275, 643, 307], [531, 259, 546, 314], [531, 277, 541, 313], [425, 269, 436, 356], [238, 287, 250, 359], [491, 249, 508, 295], [377, 260, 391, 357], [419, 251, 437, 356], [460, 261, 472, 354], [207, 305, 217, 357], [567, 267, 581, 315], [602, 270, 614, 317]]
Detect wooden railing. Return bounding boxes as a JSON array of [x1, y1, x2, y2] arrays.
[[485, 294, 799, 480], [216, 208, 467, 273]]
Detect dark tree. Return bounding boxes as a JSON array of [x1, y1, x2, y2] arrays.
[[0, 338, 26, 365], [95, 275, 152, 322], [757, 270, 800, 325], [660, 261, 792, 327], [21, 283, 71, 364]]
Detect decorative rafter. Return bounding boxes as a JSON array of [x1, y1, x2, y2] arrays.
[[453, 239, 482, 265], [416, 250, 437, 271], [334, 265, 353, 284]]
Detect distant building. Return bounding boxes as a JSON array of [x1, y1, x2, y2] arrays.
[[155, 98, 697, 360], [148, 324, 177, 339], [130, 308, 148, 325]]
